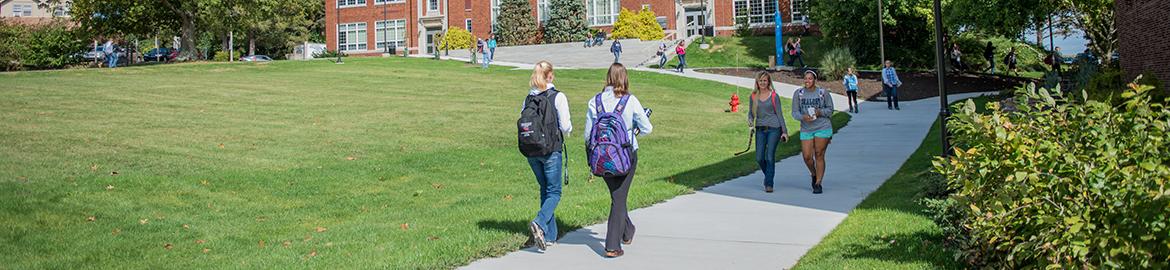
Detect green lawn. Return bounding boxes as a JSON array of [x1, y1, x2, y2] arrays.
[[0, 57, 848, 269], [658, 36, 830, 69], [791, 96, 991, 269]]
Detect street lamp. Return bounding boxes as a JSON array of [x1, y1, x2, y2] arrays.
[[336, 0, 344, 64], [878, 0, 885, 65], [931, 0, 950, 157]]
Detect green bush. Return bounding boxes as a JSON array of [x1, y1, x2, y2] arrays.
[[611, 7, 664, 41], [439, 27, 473, 50], [494, 0, 539, 45], [542, 0, 589, 43], [933, 81, 1170, 268], [818, 47, 856, 81], [212, 50, 245, 62], [954, 35, 1047, 74], [0, 19, 85, 70]]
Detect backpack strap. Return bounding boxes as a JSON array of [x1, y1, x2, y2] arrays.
[[615, 95, 630, 114], [594, 93, 606, 114]]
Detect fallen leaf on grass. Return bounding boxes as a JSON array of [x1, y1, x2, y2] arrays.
[[218, 143, 225, 149], [303, 234, 312, 242], [164, 243, 173, 250], [503, 195, 513, 201], [400, 223, 409, 231], [282, 240, 291, 247], [111, 228, 120, 235], [200, 180, 209, 186], [110, 171, 119, 176], [182, 224, 190, 229], [139, 219, 149, 225], [258, 240, 266, 248], [202, 248, 210, 253], [105, 185, 114, 190], [431, 183, 443, 189], [315, 227, 328, 233], [86, 216, 96, 222], [308, 250, 318, 257], [195, 239, 206, 244], [90, 164, 98, 172], [427, 236, 440, 241], [345, 156, 356, 161]]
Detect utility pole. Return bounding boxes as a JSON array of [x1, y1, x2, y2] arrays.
[[384, 0, 390, 54]]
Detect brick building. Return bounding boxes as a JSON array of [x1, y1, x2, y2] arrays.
[[1116, 0, 1170, 84], [325, 0, 810, 55]]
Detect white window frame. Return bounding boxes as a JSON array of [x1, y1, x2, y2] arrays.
[[733, 0, 780, 26], [791, 0, 810, 23], [53, 3, 71, 17], [491, 0, 500, 30], [428, 0, 440, 11], [375, 19, 406, 50], [374, 0, 404, 4], [538, 0, 550, 23], [586, 0, 620, 26], [337, 0, 366, 8], [465, 19, 473, 32], [13, 4, 33, 17], [337, 22, 368, 52]]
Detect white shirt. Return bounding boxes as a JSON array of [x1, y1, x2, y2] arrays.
[[584, 87, 653, 150], [524, 83, 572, 135]]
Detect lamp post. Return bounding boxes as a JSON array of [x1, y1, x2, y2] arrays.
[[931, 0, 950, 157], [336, 0, 344, 64], [384, 0, 390, 54], [878, 0, 885, 65]]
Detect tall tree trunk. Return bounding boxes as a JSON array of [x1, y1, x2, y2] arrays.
[[248, 30, 256, 56], [161, 0, 198, 60], [221, 32, 230, 52]]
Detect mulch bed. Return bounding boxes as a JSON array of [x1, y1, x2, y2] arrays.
[[698, 68, 1037, 101]]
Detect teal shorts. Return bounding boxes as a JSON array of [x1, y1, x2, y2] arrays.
[[800, 129, 833, 140]]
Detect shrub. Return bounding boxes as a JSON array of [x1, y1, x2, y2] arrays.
[[212, 50, 245, 62], [542, 0, 589, 43], [933, 80, 1170, 268], [439, 27, 473, 50], [734, 5, 751, 37], [818, 47, 856, 81], [495, 0, 539, 45], [611, 7, 664, 41], [954, 35, 1047, 74], [0, 19, 85, 70]]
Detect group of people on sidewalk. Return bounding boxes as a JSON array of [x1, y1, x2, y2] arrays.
[[654, 41, 688, 73], [476, 35, 497, 69], [518, 62, 653, 258]]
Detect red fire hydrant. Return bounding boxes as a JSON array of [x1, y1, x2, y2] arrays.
[[729, 93, 741, 112]]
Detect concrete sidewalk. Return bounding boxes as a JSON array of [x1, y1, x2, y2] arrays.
[[460, 62, 993, 269]]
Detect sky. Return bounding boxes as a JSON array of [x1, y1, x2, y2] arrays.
[[1025, 28, 1089, 56]]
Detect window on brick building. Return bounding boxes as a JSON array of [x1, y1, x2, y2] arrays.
[[538, 0, 550, 22], [338, 0, 366, 7], [375, 20, 406, 49], [587, 0, 619, 26], [733, 0, 779, 25], [791, 0, 810, 23], [491, 0, 500, 30], [338, 22, 368, 51], [466, 19, 473, 32], [374, 0, 405, 4]]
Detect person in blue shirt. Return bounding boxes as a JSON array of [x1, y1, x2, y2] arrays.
[[882, 60, 902, 110], [487, 34, 497, 62], [610, 39, 622, 63], [842, 67, 860, 113]]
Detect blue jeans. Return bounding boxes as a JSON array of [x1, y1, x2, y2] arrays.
[[527, 151, 563, 241], [884, 84, 899, 108], [107, 54, 117, 68], [677, 54, 686, 72], [489, 48, 495, 61], [482, 51, 490, 69], [658, 54, 667, 68], [613, 52, 621, 63], [755, 127, 782, 187]]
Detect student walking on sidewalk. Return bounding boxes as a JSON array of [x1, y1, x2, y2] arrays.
[[675, 41, 687, 73], [882, 60, 902, 110], [747, 72, 790, 193], [792, 70, 834, 194], [517, 61, 571, 251], [843, 67, 860, 113], [983, 41, 996, 74], [611, 39, 622, 63], [585, 63, 653, 258]]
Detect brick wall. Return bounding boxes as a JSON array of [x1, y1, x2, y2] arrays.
[[1117, 0, 1170, 84]]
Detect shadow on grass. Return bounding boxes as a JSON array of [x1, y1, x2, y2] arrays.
[[741, 36, 776, 68], [839, 230, 958, 268]]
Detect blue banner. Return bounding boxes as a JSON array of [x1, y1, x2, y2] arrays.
[[775, 11, 783, 67]]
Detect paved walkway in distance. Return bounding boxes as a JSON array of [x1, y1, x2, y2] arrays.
[[446, 39, 679, 69], [458, 58, 993, 269]]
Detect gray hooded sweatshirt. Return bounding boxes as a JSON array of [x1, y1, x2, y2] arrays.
[[791, 87, 834, 133]]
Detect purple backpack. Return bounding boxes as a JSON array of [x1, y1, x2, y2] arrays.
[[587, 94, 633, 177]]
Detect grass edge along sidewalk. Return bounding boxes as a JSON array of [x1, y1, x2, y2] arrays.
[[792, 96, 992, 269], [0, 57, 850, 269]]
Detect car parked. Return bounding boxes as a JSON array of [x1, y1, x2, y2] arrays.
[[239, 55, 272, 62], [143, 48, 179, 62]]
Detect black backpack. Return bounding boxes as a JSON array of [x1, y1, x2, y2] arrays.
[[517, 89, 563, 157]]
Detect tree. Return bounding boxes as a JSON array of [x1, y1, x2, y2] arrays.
[[494, 0, 539, 45], [542, 0, 588, 43], [611, 7, 664, 41], [1063, 0, 1116, 66], [814, 0, 936, 67], [946, 0, 1061, 38]]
